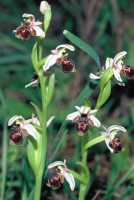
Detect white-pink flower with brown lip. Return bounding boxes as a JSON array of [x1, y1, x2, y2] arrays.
[[13, 13, 45, 41], [43, 44, 75, 72], [8, 115, 39, 140], [47, 160, 75, 191], [100, 125, 126, 153], [66, 106, 101, 136], [89, 51, 127, 86]]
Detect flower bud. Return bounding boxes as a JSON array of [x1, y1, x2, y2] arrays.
[[109, 138, 122, 153], [47, 174, 61, 189], [75, 115, 89, 136], [10, 125, 23, 145], [40, 1, 49, 14]]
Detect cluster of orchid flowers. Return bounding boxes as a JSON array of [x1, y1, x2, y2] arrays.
[[9, 0, 134, 192]]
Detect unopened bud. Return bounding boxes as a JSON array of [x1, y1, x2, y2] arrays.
[[40, 1, 49, 14]]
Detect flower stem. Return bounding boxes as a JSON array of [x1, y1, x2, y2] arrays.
[[34, 175, 42, 200], [78, 150, 88, 200], [33, 39, 48, 200]]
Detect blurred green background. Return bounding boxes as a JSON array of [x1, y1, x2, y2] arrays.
[[0, 0, 134, 199]]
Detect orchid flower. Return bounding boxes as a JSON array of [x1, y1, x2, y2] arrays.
[[8, 115, 39, 140], [13, 13, 45, 41], [43, 44, 75, 72], [100, 125, 127, 153], [89, 51, 127, 86], [47, 160, 75, 191], [66, 106, 101, 136]]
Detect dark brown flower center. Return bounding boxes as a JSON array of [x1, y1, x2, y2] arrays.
[[48, 174, 61, 189], [10, 125, 23, 145], [75, 116, 89, 136], [109, 138, 122, 153]]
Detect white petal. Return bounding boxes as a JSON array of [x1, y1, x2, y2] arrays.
[[75, 106, 90, 114], [48, 161, 66, 169], [47, 116, 55, 127], [43, 54, 59, 71], [56, 44, 75, 51], [89, 73, 101, 79], [113, 69, 123, 82], [89, 109, 98, 115], [89, 115, 101, 127], [32, 26, 45, 38], [105, 58, 113, 69], [105, 137, 114, 153], [31, 114, 40, 126], [25, 79, 38, 88], [8, 115, 24, 126], [108, 125, 126, 133], [66, 111, 80, 121], [113, 51, 127, 65], [23, 124, 39, 140], [64, 171, 75, 191]]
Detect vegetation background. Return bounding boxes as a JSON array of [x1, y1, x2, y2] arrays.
[[0, 0, 134, 199]]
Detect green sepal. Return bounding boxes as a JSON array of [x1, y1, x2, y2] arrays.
[[46, 73, 55, 105], [63, 30, 101, 69], [100, 68, 113, 90], [96, 80, 111, 109], [70, 170, 85, 185], [84, 97, 91, 108], [30, 102, 42, 125], [44, 3, 52, 33], [31, 43, 38, 71]]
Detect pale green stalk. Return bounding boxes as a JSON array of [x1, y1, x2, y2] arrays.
[[33, 40, 48, 200], [78, 150, 88, 200]]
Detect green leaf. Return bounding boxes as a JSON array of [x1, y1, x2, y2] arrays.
[[31, 43, 38, 70], [100, 68, 113, 90], [83, 134, 106, 151], [37, 56, 48, 70], [84, 97, 91, 107], [70, 170, 85, 185], [27, 135, 42, 176], [30, 102, 42, 125], [63, 30, 101, 69], [27, 137, 38, 176], [96, 80, 111, 109], [46, 73, 55, 105], [44, 3, 52, 33], [76, 162, 90, 183]]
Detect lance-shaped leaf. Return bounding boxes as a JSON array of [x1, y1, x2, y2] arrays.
[[96, 80, 111, 109], [100, 68, 113, 90], [63, 30, 101, 69], [46, 73, 55, 105]]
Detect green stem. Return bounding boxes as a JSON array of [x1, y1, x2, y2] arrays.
[[33, 175, 42, 200], [78, 150, 88, 200], [33, 39, 48, 200]]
